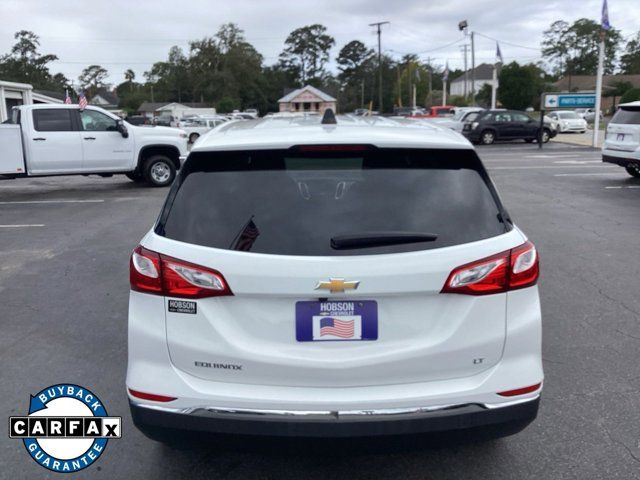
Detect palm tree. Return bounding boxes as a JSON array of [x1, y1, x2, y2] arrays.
[[124, 69, 135, 92]]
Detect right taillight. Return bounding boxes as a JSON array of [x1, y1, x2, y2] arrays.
[[130, 245, 233, 299], [441, 241, 539, 295]]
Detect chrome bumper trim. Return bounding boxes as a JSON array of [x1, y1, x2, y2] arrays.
[[131, 394, 540, 420]]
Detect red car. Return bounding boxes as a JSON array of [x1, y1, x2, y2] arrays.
[[411, 106, 456, 118]]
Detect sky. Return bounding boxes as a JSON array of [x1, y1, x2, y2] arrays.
[[1, 0, 638, 87]]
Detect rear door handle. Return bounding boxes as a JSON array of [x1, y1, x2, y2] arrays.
[[33, 137, 46, 141], [83, 136, 96, 140]]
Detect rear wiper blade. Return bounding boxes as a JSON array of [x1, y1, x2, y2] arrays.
[[330, 231, 438, 250]]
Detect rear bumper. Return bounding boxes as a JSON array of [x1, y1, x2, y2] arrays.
[[603, 151, 640, 166], [130, 396, 540, 438]]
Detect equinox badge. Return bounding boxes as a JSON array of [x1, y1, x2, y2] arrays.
[[315, 278, 360, 294]]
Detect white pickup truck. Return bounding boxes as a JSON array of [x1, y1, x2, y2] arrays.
[[0, 104, 189, 187]]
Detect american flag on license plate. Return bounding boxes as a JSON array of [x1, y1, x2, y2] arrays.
[[319, 317, 354, 338]]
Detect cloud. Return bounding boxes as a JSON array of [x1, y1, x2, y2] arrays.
[[0, 0, 636, 85]]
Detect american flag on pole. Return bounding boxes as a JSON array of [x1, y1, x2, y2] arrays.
[[78, 92, 88, 110], [442, 62, 449, 82], [231, 217, 260, 252], [496, 42, 504, 64], [319, 317, 355, 338], [64, 89, 72, 104], [601, 0, 611, 30]]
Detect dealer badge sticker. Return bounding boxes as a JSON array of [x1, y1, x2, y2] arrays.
[[9, 384, 121, 473]]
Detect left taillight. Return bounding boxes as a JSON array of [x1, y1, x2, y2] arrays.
[[441, 241, 539, 295], [130, 245, 233, 299]]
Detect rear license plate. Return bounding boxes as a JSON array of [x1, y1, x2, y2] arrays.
[[617, 133, 625, 141], [296, 300, 378, 342]]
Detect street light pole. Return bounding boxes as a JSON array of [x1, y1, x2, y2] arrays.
[[369, 21, 390, 113], [470, 31, 476, 105]]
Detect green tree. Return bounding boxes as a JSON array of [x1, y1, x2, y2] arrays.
[[124, 69, 135, 91], [336, 40, 374, 111], [0, 30, 69, 90], [147, 46, 190, 102], [79, 65, 109, 98], [620, 87, 640, 103], [498, 62, 545, 110], [542, 19, 622, 75], [620, 32, 640, 74], [279, 24, 335, 85], [476, 84, 493, 108]]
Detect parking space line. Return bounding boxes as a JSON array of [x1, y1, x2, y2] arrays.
[[0, 224, 45, 228], [0, 199, 104, 205], [553, 173, 623, 177], [488, 165, 618, 170], [605, 185, 640, 189]]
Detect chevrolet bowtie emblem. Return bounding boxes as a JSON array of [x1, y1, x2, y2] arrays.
[[314, 278, 360, 293]]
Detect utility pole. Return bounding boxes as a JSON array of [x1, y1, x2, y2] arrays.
[[593, 31, 605, 148], [361, 80, 365, 109], [396, 65, 402, 107], [426, 57, 433, 107], [470, 31, 476, 105], [458, 20, 469, 102], [369, 21, 390, 113], [461, 44, 468, 99]]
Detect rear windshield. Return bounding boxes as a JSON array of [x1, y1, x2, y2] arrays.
[[611, 107, 640, 125], [156, 148, 509, 256]]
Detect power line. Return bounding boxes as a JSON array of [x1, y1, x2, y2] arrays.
[[473, 32, 540, 51]]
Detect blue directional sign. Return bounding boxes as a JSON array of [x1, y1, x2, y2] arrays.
[[544, 93, 596, 109]]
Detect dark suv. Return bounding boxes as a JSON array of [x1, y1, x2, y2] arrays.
[[462, 110, 555, 145]]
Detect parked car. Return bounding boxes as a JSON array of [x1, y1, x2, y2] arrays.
[[179, 116, 229, 143], [432, 107, 485, 133], [393, 106, 426, 116], [127, 111, 542, 443], [0, 104, 188, 187], [547, 111, 587, 133], [575, 108, 602, 124], [602, 101, 640, 177], [126, 115, 150, 126], [462, 110, 556, 145], [411, 105, 456, 118]]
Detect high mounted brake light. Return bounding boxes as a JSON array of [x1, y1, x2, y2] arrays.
[[130, 245, 233, 299], [441, 241, 539, 295], [294, 144, 372, 152]]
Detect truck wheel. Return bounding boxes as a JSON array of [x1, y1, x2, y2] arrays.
[[625, 165, 640, 178], [189, 133, 200, 144], [143, 155, 176, 187], [126, 172, 144, 183]]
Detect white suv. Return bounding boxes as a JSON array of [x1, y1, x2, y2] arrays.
[[127, 113, 542, 442], [603, 101, 640, 177]]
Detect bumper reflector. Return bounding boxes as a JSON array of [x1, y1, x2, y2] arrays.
[[128, 388, 177, 402], [497, 383, 542, 397]]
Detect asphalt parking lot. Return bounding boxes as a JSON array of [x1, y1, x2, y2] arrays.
[[1, 141, 639, 479]]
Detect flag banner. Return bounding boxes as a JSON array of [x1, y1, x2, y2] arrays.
[[602, 0, 611, 30], [64, 89, 72, 104], [443, 62, 449, 81], [496, 42, 504, 64], [78, 92, 88, 110]]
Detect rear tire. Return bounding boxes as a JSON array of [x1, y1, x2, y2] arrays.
[[625, 164, 640, 178], [480, 130, 495, 145], [142, 155, 176, 187], [189, 132, 200, 144]]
